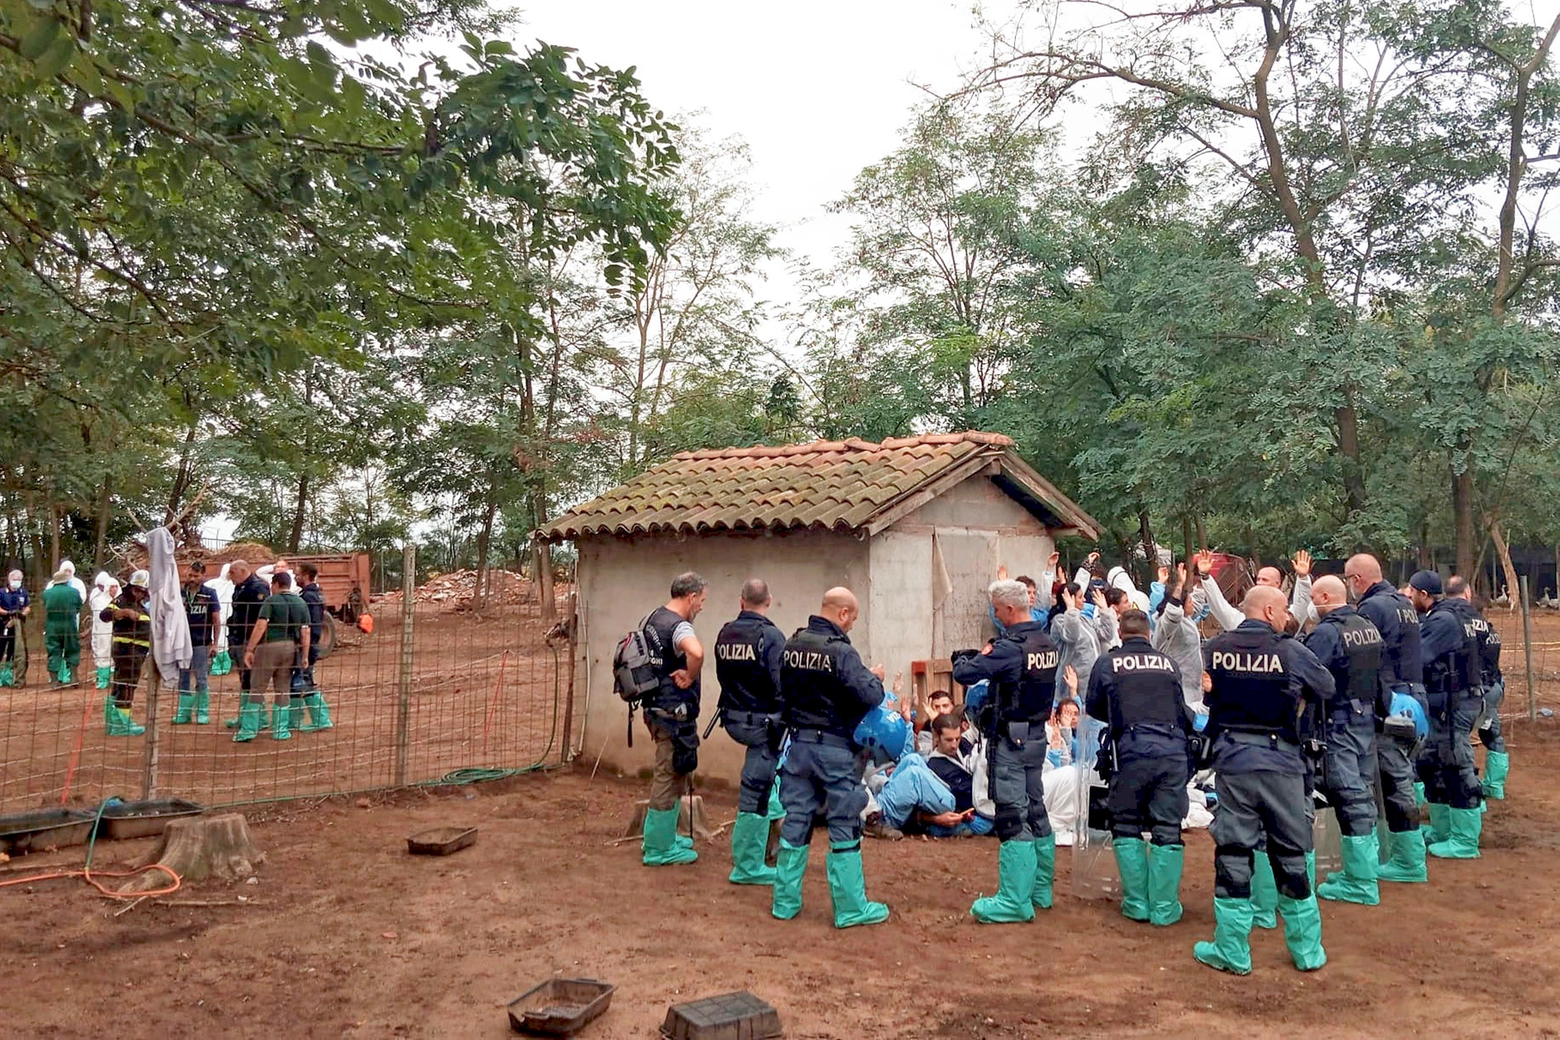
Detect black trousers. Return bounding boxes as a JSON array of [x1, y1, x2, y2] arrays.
[[1210, 768, 1313, 900], [1108, 752, 1189, 845]]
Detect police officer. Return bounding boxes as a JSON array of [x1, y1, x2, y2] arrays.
[[1084, 608, 1193, 927], [713, 578, 786, 886], [1302, 576, 1385, 906], [1414, 572, 1485, 859], [1194, 586, 1335, 976], [638, 572, 709, 868], [951, 579, 1060, 924], [1344, 553, 1427, 883], [772, 587, 892, 928], [1451, 581, 1509, 800]]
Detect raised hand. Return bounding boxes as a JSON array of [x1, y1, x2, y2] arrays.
[[1292, 549, 1313, 578]]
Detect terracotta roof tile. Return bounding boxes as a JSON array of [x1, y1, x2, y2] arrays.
[[537, 431, 1065, 542]]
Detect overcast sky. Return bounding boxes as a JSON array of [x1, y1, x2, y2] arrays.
[[501, 0, 1012, 288]]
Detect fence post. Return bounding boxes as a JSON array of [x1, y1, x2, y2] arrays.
[[141, 634, 161, 799], [1521, 574, 1537, 724], [394, 543, 416, 787]]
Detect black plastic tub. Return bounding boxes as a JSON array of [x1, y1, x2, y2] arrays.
[[0, 808, 98, 856], [407, 825, 477, 856], [507, 978, 615, 1036], [96, 798, 204, 841]]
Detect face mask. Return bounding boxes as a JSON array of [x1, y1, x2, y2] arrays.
[[8, 581, 18, 590]]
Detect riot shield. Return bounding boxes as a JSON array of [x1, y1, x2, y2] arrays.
[[1070, 710, 1119, 900], [1312, 804, 1343, 878]]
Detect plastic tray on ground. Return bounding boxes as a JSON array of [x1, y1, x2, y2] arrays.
[[507, 978, 615, 1036], [96, 798, 205, 841], [407, 826, 477, 856], [0, 808, 98, 856], [662, 991, 782, 1040]]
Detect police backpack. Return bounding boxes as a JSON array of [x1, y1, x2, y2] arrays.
[[612, 616, 661, 704]]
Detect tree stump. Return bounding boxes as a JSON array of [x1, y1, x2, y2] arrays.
[[120, 813, 264, 892]]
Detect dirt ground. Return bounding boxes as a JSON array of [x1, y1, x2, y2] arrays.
[[0, 600, 565, 813], [2, 710, 1560, 1040]]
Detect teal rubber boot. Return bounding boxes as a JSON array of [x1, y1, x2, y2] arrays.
[[728, 812, 777, 885], [1377, 829, 1429, 883], [1193, 897, 1255, 975], [225, 702, 270, 730], [1031, 831, 1056, 910], [1482, 751, 1509, 800], [0, 663, 13, 687], [105, 697, 146, 737], [826, 844, 889, 928], [641, 806, 698, 867], [1147, 843, 1185, 926], [1277, 893, 1327, 971], [1422, 802, 1450, 845], [1250, 853, 1279, 929], [232, 701, 263, 743], [771, 840, 809, 920], [298, 691, 333, 731], [1427, 806, 1482, 859], [1113, 837, 1150, 922], [971, 840, 1037, 923], [95, 666, 110, 689], [172, 694, 195, 725], [1317, 834, 1380, 906], [194, 690, 210, 725], [271, 701, 292, 741]]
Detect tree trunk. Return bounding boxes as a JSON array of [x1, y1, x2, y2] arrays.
[[1137, 510, 1157, 589], [1453, 463, 1476, 579], [1487, 517, 1520, 605], [93, 479, 112, 574], [533, 539, 556, 621], [124, 813, 264, 892], [1195, 513, 1207, 553], [472, 492, 497, 612], [287, 470, 309, 554], [1182, 514, 1194, 567], [1335, 397, 1367, 519], [47, 500, 60, 576]]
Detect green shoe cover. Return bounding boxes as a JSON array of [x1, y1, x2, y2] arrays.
[[1277, 893, 1327, 971], [728, 812, 777, 885], [1193, 897, 1254, 975], [1482, 751, 1509, 800], [1317, 834, 1380, 906], [1427, 806, 1482, 860], [971, 840, 1036, 923], [1031, 831, 1056, 910], [641, 806, 698, 866], [771, 839, 809, 919], [1147, 843, 1185, 926], [1377, 829, 1428, 883], [1113, 837, 1149, 922], [826, 845, 889, 928], [1250, 852, 1279, 929], [172, 694, 195, 725]]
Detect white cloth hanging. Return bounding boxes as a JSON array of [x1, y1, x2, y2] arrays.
[[146, 527, 192, 683]]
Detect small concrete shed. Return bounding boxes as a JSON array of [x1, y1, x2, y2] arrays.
[[537, 432, 1101, 786]]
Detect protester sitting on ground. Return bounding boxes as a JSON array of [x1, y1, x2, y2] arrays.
[[923, 713, 994, 836], [913, 689, 957, 754], [864, 747, 977, 839], [1041, 693, 1086, 845]]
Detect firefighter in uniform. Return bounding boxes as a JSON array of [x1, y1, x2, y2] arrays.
[[772, 587, 893, 928], [1415, 573, 1484, 858], [1194, 586, 1335, 976], [1344, 553, 1428, 883], [951, 579, 1060, 924], [1302, 576, 1386, 906], [1084, 609, 1193, 926], [713, 578, 786, 886]]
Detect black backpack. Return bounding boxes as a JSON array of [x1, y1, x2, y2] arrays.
[[613, 615, 664, 747]]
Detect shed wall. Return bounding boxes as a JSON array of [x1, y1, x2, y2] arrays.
[[868, 475, 1055, 695], [575, 530, 869, 784]]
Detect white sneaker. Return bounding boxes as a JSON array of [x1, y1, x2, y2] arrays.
[[1053, 829, 1075, 847]]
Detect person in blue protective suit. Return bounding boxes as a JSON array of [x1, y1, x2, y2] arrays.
[[1302, 576, 1386, 906], [1410, 571, 1484, 859], [0, 569, 30, 686], [638, 572, 709, 868], [713, 577, 787, 885], [952, 579, 1060, 924], [1085, 609, 1195, 927], [1194, 585, 1335, 976], [771, 586, 895, 928], [1344, 553, 1428, 883], [922, 713, 995, 836]]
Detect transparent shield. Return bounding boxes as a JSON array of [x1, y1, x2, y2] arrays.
[[1071, 711, 1118, 900], [1312, 804, 1343, 877]]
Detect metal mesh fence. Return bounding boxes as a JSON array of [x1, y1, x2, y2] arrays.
[[0, 543, 570, 814]]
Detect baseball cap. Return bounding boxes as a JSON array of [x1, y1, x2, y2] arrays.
[[1408, 570, 1442, 595]]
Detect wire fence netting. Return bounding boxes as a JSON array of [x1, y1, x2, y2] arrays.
[[0, 541, 570, 814]]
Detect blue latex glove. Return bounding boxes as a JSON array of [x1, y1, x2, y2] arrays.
[[1193, 712, 1209, 733], [1390, 692, 1429, 739], [964, 679, 991, 714]]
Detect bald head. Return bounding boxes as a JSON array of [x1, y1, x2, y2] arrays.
[[1343, 553, 1382, 600], [1312, 575, 1348, 615], [1241, 585, 1289, 630], [229, 559, 250, 581], [741, 578, 772, 611], [1255, 566, 1283, 588], [819, 586, 861, 632]]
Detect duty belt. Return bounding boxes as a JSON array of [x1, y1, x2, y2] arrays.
[[790, 728, 854, 750], [723, 710, 781, 726], [1222, 730, 1300, 753]]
